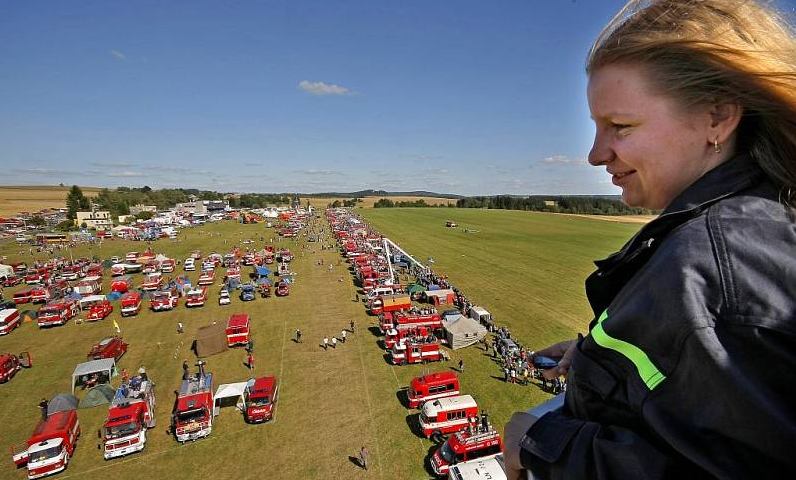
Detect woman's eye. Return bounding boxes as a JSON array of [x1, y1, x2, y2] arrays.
[[612, 123, 631, 135]]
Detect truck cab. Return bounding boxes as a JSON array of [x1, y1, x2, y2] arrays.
[[173, 372, 214, 442], [243, 376, 278, 423], [185, 286, 208, 307], [141, 273, 163, 291], [120, 291, 142, 317], [226, 313, 250, 347], [87, 336, 128, 361], [408, 371, 460, 409], [80, 296, 113, 321], [37, 299, 79, 328], [150, 288, 179, 311], [197, 268, 215, 286]]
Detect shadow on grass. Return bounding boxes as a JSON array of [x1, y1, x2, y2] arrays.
[[348, 455, 365, 469], [368, 326, 381, 337], [423, 443, 439, 476], [395, 387, 410, 409], [405, 412, 423, 437]]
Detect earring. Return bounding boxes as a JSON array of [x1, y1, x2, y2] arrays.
[[713, 138, 722, 154]]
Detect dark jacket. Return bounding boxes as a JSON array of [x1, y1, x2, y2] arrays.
[[520, 155, 796, 479]]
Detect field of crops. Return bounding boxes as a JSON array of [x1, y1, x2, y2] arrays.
[[0, 186, 101, 218], [0, 210, 642, 480]]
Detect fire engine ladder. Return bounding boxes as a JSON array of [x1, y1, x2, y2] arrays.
[[382, 238, 426, 283]]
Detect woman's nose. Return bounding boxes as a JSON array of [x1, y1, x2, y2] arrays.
[[588, 132, 613, 166]]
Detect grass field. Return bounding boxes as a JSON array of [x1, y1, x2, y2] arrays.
[[0, 210, 641, 480], [0, 186, 101, 217], [301, 196, 458, 209]]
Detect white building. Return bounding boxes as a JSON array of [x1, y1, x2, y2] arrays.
[[75, 211, 113, 230]]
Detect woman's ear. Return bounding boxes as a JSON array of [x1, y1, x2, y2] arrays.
[[710, 103, 743, 144]]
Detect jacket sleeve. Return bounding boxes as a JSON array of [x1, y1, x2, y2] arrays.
[[519, 323, 796, 480]]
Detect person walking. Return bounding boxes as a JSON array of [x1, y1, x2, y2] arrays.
[[458, 359, 464, 373], [246, 338, 254, 354], [177, 322, 184, 334], [182, 360, 189, 381], [331, 336, 337, 349], [295, 328, 302, 343], [38, 398, 48, 421], [341, 329, 346, 343], [359, 446, 369, 471], [138, 365, 148, 382], [323, 336, 328, 350], [350, 320, 355, 332], [247, 352, 255, 372]]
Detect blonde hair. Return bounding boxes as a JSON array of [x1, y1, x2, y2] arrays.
[[587, 0, 796, 203]]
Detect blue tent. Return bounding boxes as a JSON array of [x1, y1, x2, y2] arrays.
[[255, 277, 271, 286], [428, 284, 442, 291], [255, 266, 271, 278]]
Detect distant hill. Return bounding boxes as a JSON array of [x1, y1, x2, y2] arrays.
[[304, 190, 465, 199]]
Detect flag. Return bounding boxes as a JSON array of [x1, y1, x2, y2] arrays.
[[113, 319, 121, 334]]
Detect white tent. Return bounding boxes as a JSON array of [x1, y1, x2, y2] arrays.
[[71, 358, 118, 393], [442, 314, 488, 350], [213, 381, 248, 416], [0, 264, 13, 278]]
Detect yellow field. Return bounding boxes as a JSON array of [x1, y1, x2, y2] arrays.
[[301, 196, 458, 209], [0, 186, 101, 217]]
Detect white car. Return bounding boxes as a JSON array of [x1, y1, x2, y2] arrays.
[[184, 258, 196, 271], [219, 290, 231, 306]]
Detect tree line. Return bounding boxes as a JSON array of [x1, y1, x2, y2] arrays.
[[455, 195, 652, 215]]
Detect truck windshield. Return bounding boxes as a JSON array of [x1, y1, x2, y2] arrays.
[[176, 408, 205, 423], [439, 440, 456, 463], [249, 395, 270, 406], [152, 293, 167, 300], [105, 421, 140, 439], [28, 446, 62, 463], [38, 308, 58, 316]]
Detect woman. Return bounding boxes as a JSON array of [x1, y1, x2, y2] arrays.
[[504, 1, 796, 479]]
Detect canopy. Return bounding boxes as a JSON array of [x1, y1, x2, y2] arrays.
[[255, 266, 271, 277], [79, 384, 116, 408], [71, 358, 118, 393], [255, 277, 271, 285], [406, 284, 425, 294], [441, 314, 487, 350], [213, 381, 248, 415], [47, 394, 78, 415], [155, 254, 170, 262]]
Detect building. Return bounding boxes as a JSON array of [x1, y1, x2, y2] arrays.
[[75, 210, 112, 230], [129, 204, 158, 215], [174, 200, 229, 215]]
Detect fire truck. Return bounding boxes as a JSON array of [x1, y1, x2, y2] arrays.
[[0, 308, 21, 335], [141, 273, 163, 291], [185, 286, 208, 307], [390, 335, 443, 365], [225, 313, 250, 347], [430, 425, 503, 476], [197, 268, 215, 286], [74, 277, 102, 296], [37, 299, 80, 328], [30, 285, 62, 304], [446, 455, 507, 480], [11, 410, 81, 479], [25, 268, 49, 285], [110, 264, 126, 276], [14, 289, 34, 304], [385, 324, 433, 350], [225, 266, 241, 281], [407, 371, 460, 409], [160, 259, 175, 273], [0, 351, 31, 383], [110, 275, 133, 294], [173, 370, 214, 442], [80, 295, 113, 321], [3, 273, 24, 287], [275, 281, 289, 297], [142, 260, 160, 275], [103, 379, 156, 459], [242, 376, 278, 423], [150, 288, 179, 311], [87, 336, 128, 361], [120, 291, 142, 317], [419, 395, 480, 440], [369, 293, 411, 316], [277, 249, 292, 262]]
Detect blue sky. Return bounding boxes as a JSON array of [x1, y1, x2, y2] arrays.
[[2, 0, 795, 196]]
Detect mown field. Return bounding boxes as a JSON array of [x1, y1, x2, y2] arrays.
[[0, 186, 101, 217], [0, 209, 642, 480], [301, 196, 458, 209]]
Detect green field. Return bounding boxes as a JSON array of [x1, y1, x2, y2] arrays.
[[0, 210, 641, 480]]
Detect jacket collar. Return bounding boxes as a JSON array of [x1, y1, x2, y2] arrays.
[[594, 154, 764, 270]]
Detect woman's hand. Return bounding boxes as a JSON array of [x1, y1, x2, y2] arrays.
[[503, 411, 539, 480], [536, 338, 578, 380]]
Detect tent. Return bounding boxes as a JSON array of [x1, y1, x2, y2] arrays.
[[255, 277, 271, 286], [193, 323, 228, 358], [441, 314, 487, 350], [254, 266, 271, 277], [47, 394, 78, 415], [79, 384, 116, 408], [0, 264, 13, 278], [425, 289, 456, 306], [213, 381, 248, 416], [71, 358, 118, 393], [406, 284, 425, 294], [20, 310, 38, 323]]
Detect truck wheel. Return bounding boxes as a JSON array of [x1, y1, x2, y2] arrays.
[[431, 430, 444, 443]]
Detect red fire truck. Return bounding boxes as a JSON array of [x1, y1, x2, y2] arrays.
[[73, 277, 102, 296], [142, 260, 159, 275], [407, 371, 460, 409], [125, 252, 139, 263], [30, 284, 62, 304], [150, 288, 179, 311], [103, 379, 156, 459], [370, 293, 411, 316], [390, 336, 443, 365], [197, 268, 216, 286], [37, 299, 80, 328], [160, 258, 175, 273], [429, 426, 504, 476], [419, 395, 479, 440], [0, 308, 21, 335], [141, 273, 163, 291], [225, 313, 250, 347], [14, 289, 34, 304], [25, 268, 49, 285], [185, 286, 208, 307], [80, 295, 113, 321], [110, 264, 126, 276], [11, 410, 81, 479], [173, 371, 214, 442], [385, 325, 432, 350], [110, 275, 133, 294], [87, 336, 128, 361], [0, 351, 31, 383], [3, 273, 24, 286], [275, 281, 289, 297], [242, 376, 278, 423], [120, 291, 142, 317]]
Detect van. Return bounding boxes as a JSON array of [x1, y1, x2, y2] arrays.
[[418, 395, 479, 440], [408, 371, 460, 408]]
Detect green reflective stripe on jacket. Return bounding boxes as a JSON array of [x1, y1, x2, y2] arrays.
[[591, 310, 666, 390]]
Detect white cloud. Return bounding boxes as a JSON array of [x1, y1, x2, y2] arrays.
[[90, 161, 133, 168], [103, 171, 144, 178], [298, 80, 351, 96], [296, 169, 342, 176], [111, 49, 126, 61], [540, 155, 587, 165]]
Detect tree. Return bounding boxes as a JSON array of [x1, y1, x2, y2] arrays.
[[66, 185, 88, 220], [28, 215, 46, 227], [136, 211, 154, 221], [56, 220, 74, 231]]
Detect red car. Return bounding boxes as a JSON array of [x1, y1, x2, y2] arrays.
[[276, 281, 289, 297], [2, 274, 24, 287], [87, 336, 128, 361]]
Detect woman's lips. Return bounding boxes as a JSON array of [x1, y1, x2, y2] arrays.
[[611, 170, 636, 186]]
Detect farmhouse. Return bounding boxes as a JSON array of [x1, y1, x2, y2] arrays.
[[75, 210, 112, 230]]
